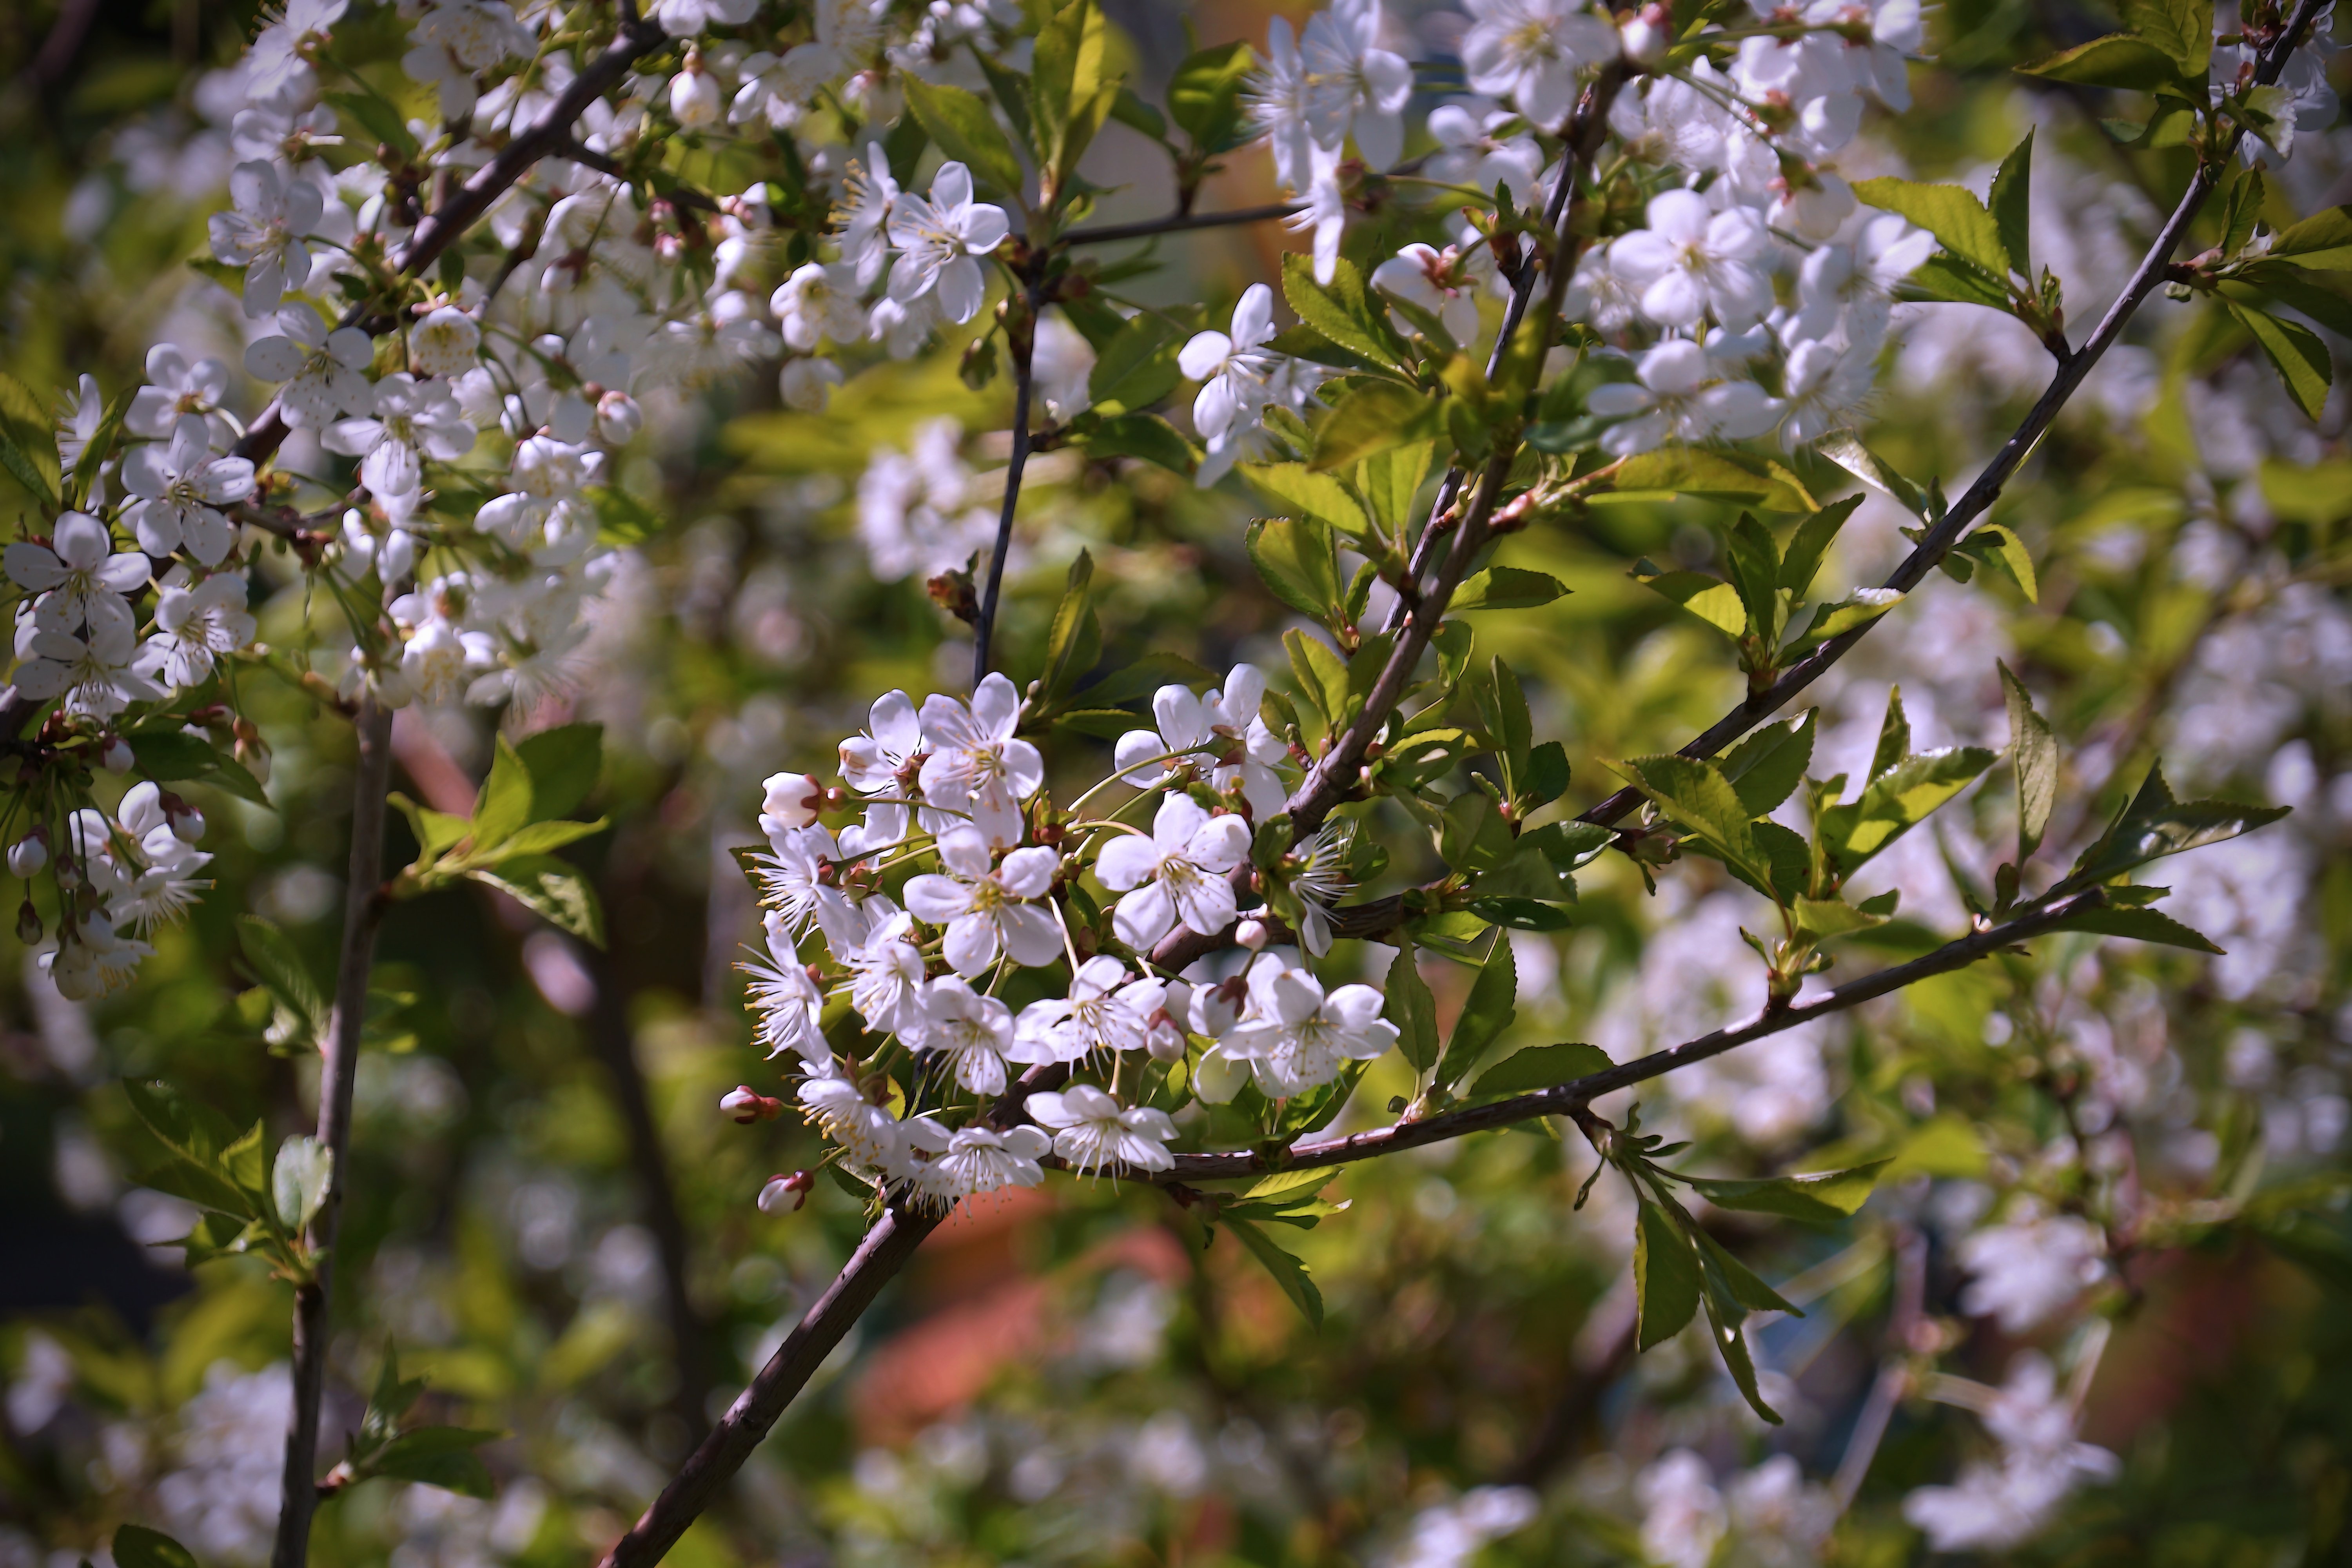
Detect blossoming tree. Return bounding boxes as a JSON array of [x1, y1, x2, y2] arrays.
[[2, 0, 2348, 1563]]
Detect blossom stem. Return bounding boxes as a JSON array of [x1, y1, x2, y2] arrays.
[[269, 693, 396, 1568]]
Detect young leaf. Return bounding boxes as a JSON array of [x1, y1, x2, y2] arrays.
[[1384, 940, 1440, 1074], [1282, 253, 1405, 371], [2066, 762, 2291, 885], [1817, 436, 1926, 517], [1988, 129, 2034, 282], [1682, 1160, 1890, 1224], [1692, 1229, 1801, 1315], [237, 915, 329, 1044], [2047, 902, 2224, 952], [1451, 566, 1568, 613], [1474, 1041, 1612, 1096], [1820, 746, 1997, 876], [901, 77, 1026, 198], [2266, 203, 2352, 268], [2017, 33, 2183, 89], [1312, 379, 1443, 470], [1633, 564, 1746, 638], [1087, 314, 1184, 416], [1701, 1284, 1784, 1424], [1434, 936, 1516, 1092], [1084, 411, 1199, 475], [1870, 688, 1911, 784], [113, 1526, 200, 1568], [513, 724, 603, 822], [1721, 710, 1817, 818], [1284, 628, 1352, 731], [1625, 755, 1771, 890], [1723, 513, 1784, 642], [2120, 0, 2213, 74], [1777, 495, 1864, 598], [470, 736, 536, 850], [1475, 656, 1533, 790], [1247, 515, 1343, 621], [1167, 40, 1255, 151], [1226, 1216, 1325, 1328], [2225, 300, 2333, 420], [1850, 177, 2009, 281], [1038, 550, 1102, 705], [1634, 1198, 1702, 1350], [468, 855, 606, 947], [271, 1135, 334, 1233], [370, 1426, 502, 1497], [1524, 741, 1571, 806], [1999, 662, 2057, 862], [1358, 440, 1436, 532], [1780, 588, 1903, 655], [1244, 463, 1377, 548]]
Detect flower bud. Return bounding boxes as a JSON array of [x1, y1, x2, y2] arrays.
[[16, 900, 40, 943], [759, 771, 826, 834], [9, 828, 48, 878], [1235, 914, 1271, 951], [596, 390, 643, 446], [236, 736, 272, 784], [1621, 2, 1671, 65], [100, 736, 133, 774], [670, 65, 722, 129], [721, 1085, 784, 1124], [758, 1170, 816, 1212], [166, 796, 206, 845]]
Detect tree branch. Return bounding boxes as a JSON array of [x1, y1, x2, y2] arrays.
[[1061, 201, 1303, 247], [269, 694, 396, 1568], [972, 277, 1040, 687]]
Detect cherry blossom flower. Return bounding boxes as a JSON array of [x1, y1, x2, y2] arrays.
[[653, 0, 757, 33], [134, 571, 256, 689], [1788, 214, 1935, 347], [1609, 190, 1774, 329], [773, 261, 866, 351], [1904, 1353, 2120, 1550], [1218, 952, 1400, 1096], [1244, 18, 1317, 190], [924, 1124, 1052, 1199], [120, 421, 258, 564], [797, 1060, 904, 1173], [902, 826, 1063, 976], [410, 306, 483, 379], [915, 977, 1020, 1093], [1301, 0, 1413, 169], [1585, 338, 1777, 456], [324, 372, 477, 516], [11, 612, 162, 719], [834, 141, 900, 287], [1181, 285, 1281, 481], [402, 0, 534, 119], [128, 345, 234, 447], [207, 160, 328, 317], [1461, 0, 1620, 129], [742, 911, 827, 1061], [1012, 956, 1152, 1065], [838, 688, 930, 841], [917, 673, 1044, 848], [1027, 1084, 1179, 1175], [886, 162, 1010, 326], [638, 291, 781, 388], [1774, 338, 1876, 448], [1284, 146, 1349, 285], [1113, 663, 1289, 817], [243, 309, 376, 428], [4, 512, 149, 628], [1094, 795, 1253, 949], [750, 824, 858, 936], [1371, 243, 1489, 345], [843, 898, 930, 1040], [1957, 1207, 2104, 1332], [1426, 97, 1543, 203], [781, 355, 846, 412]]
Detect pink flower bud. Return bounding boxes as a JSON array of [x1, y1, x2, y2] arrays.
[[1235, 916, 1271, 951], [8, 830, 48, 878], [759, 771, 826, 833], [720, 1085, 785, 1124], [758, 1170, 816, 1212], [100, 737, 133, 775], [596, 390, 643, 446]]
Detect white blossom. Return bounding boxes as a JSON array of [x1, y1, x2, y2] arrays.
[[886, 162, 1010, 326], [120, 422, 258, 564], [902, 826, 1063, 976], [1027, 1083, 1178, 1175], [1093, 795, 1253, 950]]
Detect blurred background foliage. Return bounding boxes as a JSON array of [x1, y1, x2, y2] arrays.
[[2, 0, 2350, 1564]]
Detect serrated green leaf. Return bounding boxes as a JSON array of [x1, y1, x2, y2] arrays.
[[2267, 203, 2352, 268], [1635, 1198, 1701, 1350], [1247, 515, 1343, 620], [369, 1426, 502, 1498], [1778, 496, 1863, 598], [1821, 746, 1995, 875], [1626, 755, 1771, 889], [1450, 565, 1568, 613], [2225, 300, 2333, 420], [2047, 902, 2224, 952], [1782, 588, 1904, 655], [1635, 567, 1747, 638], [1087, 313, 1184, 416], [1083, 411, 1198, 475], [1684, 1160, 1890, 1225], [2000, 662, 2057, 862], [2067, 762, 2292, 885], [1385, 939, 1440, 1074], [1989, 130, 2034, 283], [470, 736, 535, 851], [1434, 935, 1515, 1093], [1225, 1216, 1324, 1328], [1283, 628, 1351, 731], [2018, 31, 2183, 89], [514, 723, 604, 822], [1311, 379, 1443, 470], [1245, 462, 1376, 547], [902, 76, 1026, 199], [1167, 40, 1255, 151], [1722, 710, 1816, 818], [271, 1134, 334, 1233], [1075, 650, 1219, 708], [1475, 1041, 1612, 1096], [1702, 1280, 1784, 1423], [1851, 176, 2010, 280], [1282, 253, 1405, 372], [1358, 440, 1436, 532], [2120, 0, 2212, 73], [112, 1526, 200, 1568], [468, 855, 606, 947]]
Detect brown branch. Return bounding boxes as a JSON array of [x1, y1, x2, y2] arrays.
[[270, 695, 396, 1568], [973, 273, 1040, 686], [1062, 201, 1304, 247]]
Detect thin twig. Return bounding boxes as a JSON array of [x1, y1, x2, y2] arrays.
[[972, 277, 1040, 687], [1062, 201, 1304, 246], [269, 695, 396, 1568]]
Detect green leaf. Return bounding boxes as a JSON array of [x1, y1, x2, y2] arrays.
[[1466, 896, 1572, 930], [123, 731, 221, 783], [1086, 314, 1183, 416], [1897, 254, 2018, 310], [2018, 32, 2183, 90], [1241, 1167, 1337, 1203], [2225, 300, 2333, 420], [238, 914, 328, 1045], [1076, 650, 1218, 708], [1434, 936, 1516, 1093], [1385, 939, 1440, 1074], [1110, 83, 1167, 141], [2000, 662, 2057, 862], [1721, 710, 1816, 818], [2267, 203, 2352, 269], [1851, 176, 2010, 281], [470, 736, 536, 851], [482, 819, 611, 858], [1283, 628, 1351, 730], [1626, 755, 1770, 889], [1358, 441, 1436, 532], [1965, 525, 2038, 602], [588, 484, 665, 546], [901, 76, 1026, 200], [1724, 513, 1783, 644], [2067, 762, 2291, 885], [1693, 1229, 1800, 1315], [1525, 741, 1570, 806], [370, 1426, 501, 1498], [1225, 1216, 1324, 1328], [1635, 567, 1747, 639], [1247, 515, 1343, 620], [1245, 463, 1377, 548], [1282, 253, 1404, 372], [1872, 688, 1912, 783], [1777, 496, 1863, 598], [513, 724, 603, 822], [113, 1526, 200, 1568], [1475, 656, 1532, 789], [0, 372, 60, 508], [468, 855, 607, 947], [1817, 435, 1926, 517], [1607, 448, 1815, 512], [1634, 1198, 1702, 1350], [1821, 746, 1996, 875], [2120, 0, 2212, 73], [2046, 902, 2224, 952], [1684, 1160, 1889, 1224], [1475, 1041, 1612, 1096], [1452, 566, 1568, 613], [1167, 40, 1255, 151], [1793, 894, 1887, 939], [1701, 1279, 1784, 1424], [124, 1078, 243, 1172], [1311, 379, 1442, 470], [1989, 130, 2034, 283], [271, 1135, 334, 1233], [324, 89, 421, 159], [1084, 411, 1199, 475], [1782, 588, 1903, 655], [2232, 267, 2352, 341], [1038, 549, 1102, 707]]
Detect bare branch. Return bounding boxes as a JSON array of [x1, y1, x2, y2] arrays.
[[270, 695, 397, 1568], [973, 277, 1042, 686], [1062, 201, 1303, 247]]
